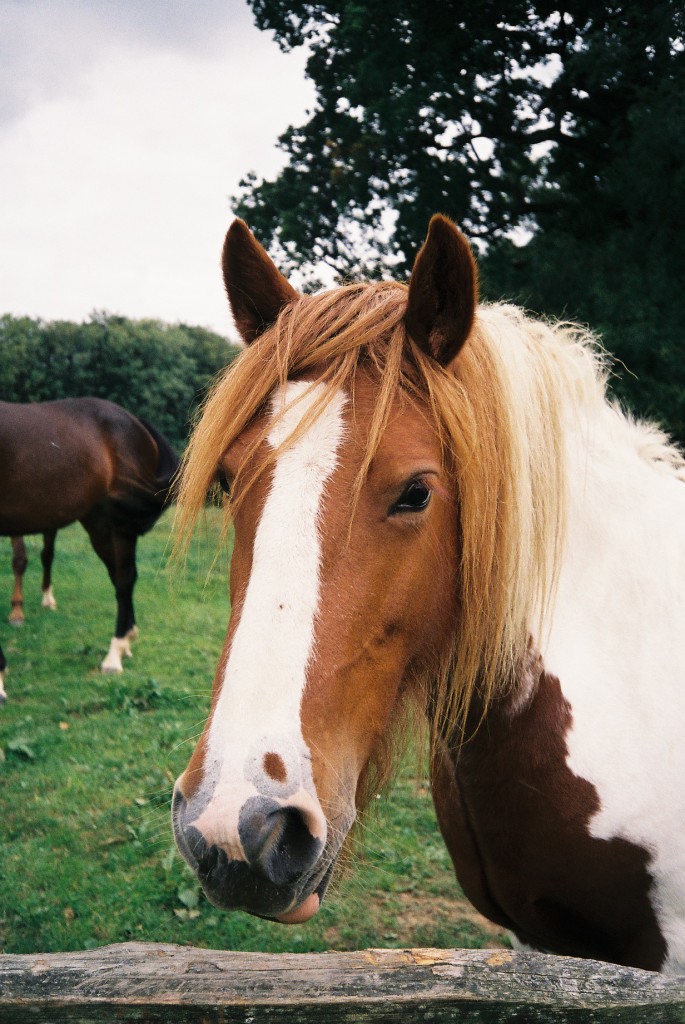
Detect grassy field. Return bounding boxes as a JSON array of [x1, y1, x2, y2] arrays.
[[0, 512, 505, 955]]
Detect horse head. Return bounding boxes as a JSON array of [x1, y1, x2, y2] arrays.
[[172, 216, 478, 922]]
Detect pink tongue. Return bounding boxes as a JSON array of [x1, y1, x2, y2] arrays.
[[276, 893, 320, 924]]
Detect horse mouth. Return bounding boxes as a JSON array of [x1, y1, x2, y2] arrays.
[[272, 856, 337, 923], [196, 840, 338, 922], [172, 787, 340, 922], [275, 893, 320, 924]]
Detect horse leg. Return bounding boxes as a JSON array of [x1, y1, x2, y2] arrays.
[[82, 514, 139, 672], [40, 530, 58, 610], [0, 643, 6, 704], [9, 537, 28, 626], [100, 532, 139, 672]]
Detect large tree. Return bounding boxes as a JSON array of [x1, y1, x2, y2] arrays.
[[236, 1, 685, 439], [236, 1, 684, 277]]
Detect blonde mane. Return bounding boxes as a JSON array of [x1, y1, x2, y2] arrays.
[[177, 285, 616, 741]]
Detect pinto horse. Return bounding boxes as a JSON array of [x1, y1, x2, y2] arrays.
[[0, 398, 179, 702], [172, 217, 685, 973]]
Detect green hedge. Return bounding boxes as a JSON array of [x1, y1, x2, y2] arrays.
[[0, 313, 241, 452]]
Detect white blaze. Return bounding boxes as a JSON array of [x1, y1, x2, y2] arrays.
[[197, 381, 347, 849]]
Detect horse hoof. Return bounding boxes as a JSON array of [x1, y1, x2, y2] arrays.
[[9, 596, 25, 625], [42, 587, 58, 611], [101, 636, 132, 673], [101, 664, 124, 675]]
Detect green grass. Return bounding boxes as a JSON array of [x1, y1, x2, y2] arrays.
[[0, 514, 505, 955]]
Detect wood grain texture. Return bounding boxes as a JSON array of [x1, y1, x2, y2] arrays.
[[1, 942, 684, 1023]]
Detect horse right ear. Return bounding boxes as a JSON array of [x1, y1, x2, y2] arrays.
[[222, 220, 300, 344], [405, 215, 478, 366]]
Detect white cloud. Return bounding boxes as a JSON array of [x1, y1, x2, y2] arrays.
[[0, 1, 314, 337], [0, 0, 259, 125]]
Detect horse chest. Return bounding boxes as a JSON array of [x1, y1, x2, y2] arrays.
[[432, 663, 674, 971]]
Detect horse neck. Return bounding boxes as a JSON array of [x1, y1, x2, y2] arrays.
[[538, 402, 685, 691]]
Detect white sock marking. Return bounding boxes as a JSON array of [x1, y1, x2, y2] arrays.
[[101, 635, 132, 673]]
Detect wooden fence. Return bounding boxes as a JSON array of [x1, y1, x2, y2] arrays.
[[2, 942, 685, 1023]]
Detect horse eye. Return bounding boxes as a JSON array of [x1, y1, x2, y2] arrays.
[[217, 470, 231, 496], [391, 480, 432, 515]]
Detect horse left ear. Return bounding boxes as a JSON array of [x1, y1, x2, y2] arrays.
[[405, 215, 478, 366], [222, 219, 300, 344]]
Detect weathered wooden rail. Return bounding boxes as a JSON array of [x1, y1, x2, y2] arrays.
[[2, 943, 685, 1023]]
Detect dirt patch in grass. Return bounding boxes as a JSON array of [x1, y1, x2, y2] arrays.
[[394, 889, 507, 944], [322, 877, 508, 952]]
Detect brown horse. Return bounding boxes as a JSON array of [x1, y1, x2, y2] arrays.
[[0, 398, 179, 702], [172, 217, 685, 973]]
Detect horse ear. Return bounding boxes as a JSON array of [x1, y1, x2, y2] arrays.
[[405, 214, 478, 366], [222, 219, 300, 344]]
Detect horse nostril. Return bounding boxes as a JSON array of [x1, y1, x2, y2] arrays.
[[239, 797, 324, 887], [172, 787, 209, 872]]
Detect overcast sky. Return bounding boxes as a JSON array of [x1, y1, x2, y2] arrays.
[[0, 0, 315, 339]]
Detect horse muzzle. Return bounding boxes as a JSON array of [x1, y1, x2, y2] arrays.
[[172, 784, 336, 921]]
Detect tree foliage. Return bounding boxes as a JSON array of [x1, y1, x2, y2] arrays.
[[482, 62, 685, 440], [237, 1, 682, 273], [0, 314, 240, 452], [236, 0, 685, 439]]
